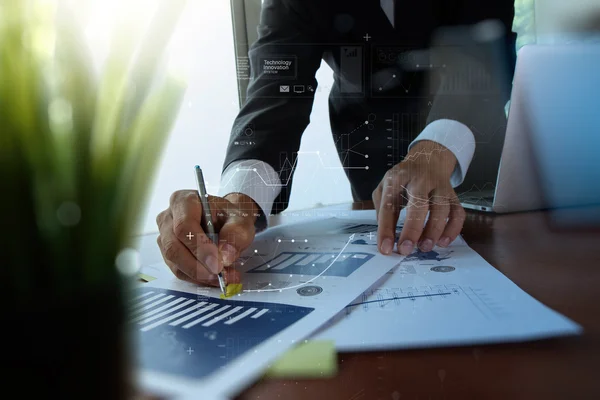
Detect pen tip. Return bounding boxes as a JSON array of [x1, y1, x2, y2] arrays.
[[194, 165, 201, 170]]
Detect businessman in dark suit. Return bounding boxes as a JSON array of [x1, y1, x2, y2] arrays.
[[156, 0, 516, 286]]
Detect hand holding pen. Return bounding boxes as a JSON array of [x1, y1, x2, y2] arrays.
[[155, 167, 260, 289], [194, 166, 227, 294]]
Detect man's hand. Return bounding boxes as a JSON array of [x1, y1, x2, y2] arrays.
[[156, 191, 259, 286], [372, 140, 466, 256]]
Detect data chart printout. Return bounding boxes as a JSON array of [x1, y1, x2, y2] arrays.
[[134, 288, 313, 380], [134, 216, 403, 399], [312, 214, 582, 350]]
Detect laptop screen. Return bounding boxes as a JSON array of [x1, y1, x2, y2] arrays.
[[519, 44, 600, 224]]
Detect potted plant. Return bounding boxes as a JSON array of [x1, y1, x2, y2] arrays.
[[0, 0, 187, 397]]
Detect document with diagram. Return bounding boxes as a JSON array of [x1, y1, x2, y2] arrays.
[[135, 210, 581, 398], [134, 217, 403, 399], [312, 214, 582, 350]]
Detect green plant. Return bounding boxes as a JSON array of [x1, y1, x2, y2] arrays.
[[0, 0, 187, 300], [513, 0, 537, 49]]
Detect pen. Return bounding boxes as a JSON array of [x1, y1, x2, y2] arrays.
[[194, 165, 227, 296]]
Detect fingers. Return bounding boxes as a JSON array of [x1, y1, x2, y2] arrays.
[[218, 216, 256, 266], [418, 187, 451, 252], [158, 235, 241, 286], [396, 184, 430, 255], [376, 170, 409, 255], [438, 194, 466, 247], [372, 184, 383, 221], [169, 190, 221, 274], [156, 226, 215, 283], [156, 191, 250, 286]]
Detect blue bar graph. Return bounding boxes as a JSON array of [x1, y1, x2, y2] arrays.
[[132, 287, 313, 380], [247, 251, 374, 277]]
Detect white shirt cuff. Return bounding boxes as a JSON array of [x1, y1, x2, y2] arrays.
[[218, 159, 282, 229], [408, 119, 475, 187]]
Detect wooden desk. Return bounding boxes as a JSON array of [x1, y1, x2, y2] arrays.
[[236, 204, 600, 400]]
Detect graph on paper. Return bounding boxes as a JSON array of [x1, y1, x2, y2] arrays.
[[246, 251, 374, 277], [132, 287, 313, 379], [346, 285, 457, 311], [341, 284, 506, 320], [312, 281, 529, 351]]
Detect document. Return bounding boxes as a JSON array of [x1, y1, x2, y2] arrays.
[[134, 217, 402, 399], [135, 210, 581, 398], [312, 212, 582, 350]]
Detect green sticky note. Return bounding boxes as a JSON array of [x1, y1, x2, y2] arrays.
[[220, 283, 243, 299], [264, 340, 337, 379], [137, 273, 157, 282]]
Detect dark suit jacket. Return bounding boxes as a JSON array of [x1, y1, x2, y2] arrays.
[[223, 0, 516, 214]]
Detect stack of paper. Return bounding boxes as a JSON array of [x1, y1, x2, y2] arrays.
[[133, 211, 581, 399]]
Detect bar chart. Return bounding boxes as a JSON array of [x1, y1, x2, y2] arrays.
[[132, 287, 313, 379], [336, 223, 379, 234], [247, 251, 374, 277]]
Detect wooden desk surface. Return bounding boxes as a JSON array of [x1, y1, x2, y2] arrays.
[[236, 204, 600, 400]]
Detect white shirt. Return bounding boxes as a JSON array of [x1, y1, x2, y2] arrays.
[[218, 119, 475, 219], [219, 0, 477, 219]]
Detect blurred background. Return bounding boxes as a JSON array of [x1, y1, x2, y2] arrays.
[[135, 0, 349, 235], [72, 0, 600, 235]]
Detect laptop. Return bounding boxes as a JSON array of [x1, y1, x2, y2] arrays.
[[458, 44, 600, 214]]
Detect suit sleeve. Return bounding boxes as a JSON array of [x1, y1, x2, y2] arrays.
[[425, 0, 517, 186], [221, 0, 325, 215]]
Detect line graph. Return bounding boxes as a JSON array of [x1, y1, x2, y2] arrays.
[[340, 284, 505, 321], [216, 116, 375, 194], [241, 234, 356, 293], [373, 71, 419, 94], [346, 292, 452, 308]]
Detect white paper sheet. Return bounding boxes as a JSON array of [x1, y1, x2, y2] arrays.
[[134, 217, 403, 399], [312, 212, 582, 350], [135, 209, 582, 398]]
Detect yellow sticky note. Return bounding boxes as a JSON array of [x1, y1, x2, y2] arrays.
[[220, 283, 243, 299], [264, 340, 338, 379], [137, 273, 157, 282]]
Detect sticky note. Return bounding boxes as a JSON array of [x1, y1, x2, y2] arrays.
[[137, 273, 157, 282], [264, 340, 337, 379], [220, 283, 243, 299]]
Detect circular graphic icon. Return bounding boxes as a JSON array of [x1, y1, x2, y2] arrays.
[[367, 113, 376, 130], [243, 126, 254, 137], [430, 266, 455, 273], [297, 285, 323, 296]]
